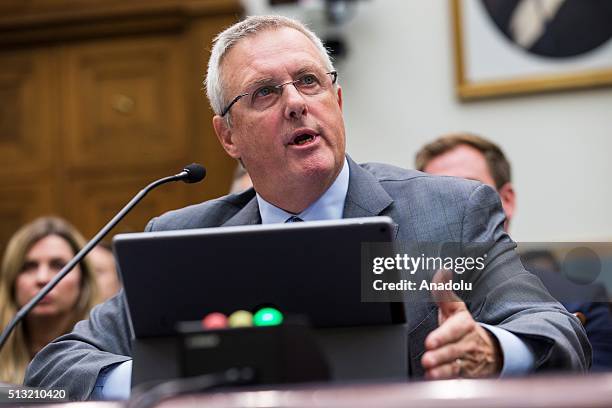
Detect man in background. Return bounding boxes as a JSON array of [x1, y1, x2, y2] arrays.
[[416, 132, 612, 371], [88, 243, 121, 302], [229, 163, 253, 194]]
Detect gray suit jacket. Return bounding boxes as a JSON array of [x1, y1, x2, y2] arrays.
[[25, 157, 591, 400]]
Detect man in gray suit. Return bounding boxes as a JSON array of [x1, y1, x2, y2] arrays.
[[416, 132, 612, 371], [25, 15, 590, 400]]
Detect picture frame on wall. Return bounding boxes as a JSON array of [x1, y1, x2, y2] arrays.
[[451, 0, 612, 100]]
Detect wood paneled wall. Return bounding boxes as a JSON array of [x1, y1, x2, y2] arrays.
[[0, 0, 243, 253]]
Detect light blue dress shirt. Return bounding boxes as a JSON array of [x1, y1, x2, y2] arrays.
[[92, 157, 532, 399], [256, 158, 350, 224]]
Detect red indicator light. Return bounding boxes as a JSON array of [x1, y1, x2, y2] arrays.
[[202, 312, 228, 329]]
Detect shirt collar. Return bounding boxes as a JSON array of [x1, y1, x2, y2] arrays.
[[256, 158, 349, 224]]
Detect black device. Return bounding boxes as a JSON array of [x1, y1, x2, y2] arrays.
[[113, 216, 410, 387], [177, 322, 330, 384], [114, 217, 401, 337]]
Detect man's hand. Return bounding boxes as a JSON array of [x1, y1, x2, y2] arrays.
[[421, 271, 503, 379]]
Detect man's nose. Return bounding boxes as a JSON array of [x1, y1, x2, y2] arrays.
[[282, 84, 308, 120]]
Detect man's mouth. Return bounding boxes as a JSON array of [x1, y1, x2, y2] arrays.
[[288, 129, 318, 146], [291, 134, 315, 145]]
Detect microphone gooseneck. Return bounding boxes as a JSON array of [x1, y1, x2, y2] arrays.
[[0, 164, 207, 351]]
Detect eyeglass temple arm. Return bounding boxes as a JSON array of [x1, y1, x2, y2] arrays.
[[221, 93, 249, 117]]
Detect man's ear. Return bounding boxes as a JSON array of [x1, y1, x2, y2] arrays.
[[336, 85, 343, 111], [213, 115, 240, 159], [498, 182, 516, 227]]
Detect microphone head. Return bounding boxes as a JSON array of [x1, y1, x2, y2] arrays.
[[182, 163, 206, 183]]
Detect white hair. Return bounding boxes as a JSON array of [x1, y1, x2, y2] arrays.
[[205, 15, 336, 118]]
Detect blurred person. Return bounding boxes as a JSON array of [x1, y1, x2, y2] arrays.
[[417, 133, 516, 231], [0, 217, 100, 383], [521, 249, 561, 273], [229, 163, 253, 193], [88, 242, 121, 301], [416, 132, 612, 371]]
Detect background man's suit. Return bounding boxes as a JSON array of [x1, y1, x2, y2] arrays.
[[528, 267, 612, 371], [25, 157, 591, 400]]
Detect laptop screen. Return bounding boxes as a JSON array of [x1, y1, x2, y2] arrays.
[[114, 216, 403, 338]]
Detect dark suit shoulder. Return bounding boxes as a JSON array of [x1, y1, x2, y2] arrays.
[[360, 161, 482, 202], [359, 161, 426, 182], [146, 188, 256, 231], [357, 161, 503, 242]]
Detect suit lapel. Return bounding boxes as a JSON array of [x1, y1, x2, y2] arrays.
[[343, 157, 399, 239], [220, 158, 399, 234], [221, 194, 261, 226]]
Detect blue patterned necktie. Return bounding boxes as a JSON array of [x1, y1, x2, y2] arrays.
[[285, 216, 304, 223]]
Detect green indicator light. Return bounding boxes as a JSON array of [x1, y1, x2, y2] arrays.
[[253, 307, 283, 326]]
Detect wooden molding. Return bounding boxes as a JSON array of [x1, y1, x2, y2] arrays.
[[0, 0, 241, 47]]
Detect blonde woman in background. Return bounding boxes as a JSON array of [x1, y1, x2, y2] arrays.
[[0, 217, 99, 384]]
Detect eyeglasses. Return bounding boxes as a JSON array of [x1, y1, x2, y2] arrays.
[[221, 71, 337, 117]]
